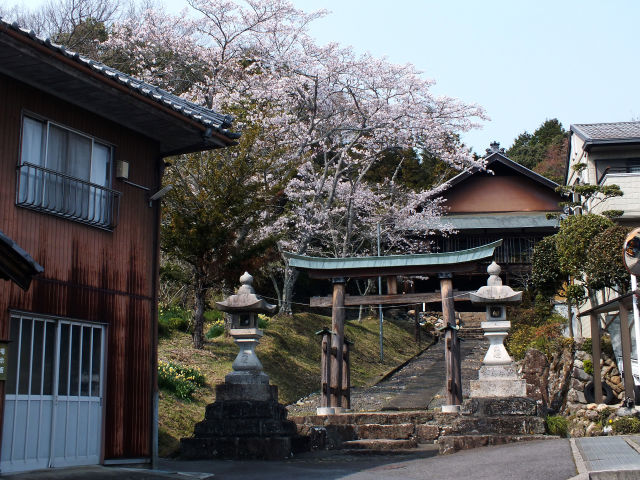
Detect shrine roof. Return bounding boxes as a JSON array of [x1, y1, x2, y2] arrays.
[[284, 240, 501, 279]]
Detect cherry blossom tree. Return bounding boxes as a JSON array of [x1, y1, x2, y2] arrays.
[[101, 0, 486, 318]]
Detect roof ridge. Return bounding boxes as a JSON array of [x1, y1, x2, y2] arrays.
[[0, 17, 238, 138]]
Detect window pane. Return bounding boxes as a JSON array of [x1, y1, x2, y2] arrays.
[[89, 143, 111, 224], [67, 132, 91, 181], [21, 117, 45, 166], [43, 322, 55, 396], [81, 327, 91, 396], [19, 118, 46, 205], [6, 317, 21, 395], [91, 143, 110, 187], [70, 325, 81, 396], [18, 319, 32, 395], [91, 329, 102, 397], [30, 320, 44, 395], [58, 323, 70, 396]]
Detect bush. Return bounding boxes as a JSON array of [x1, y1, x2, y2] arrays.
[[507, 313, 567, 361], [258, 313, 270, 329], [546, 415, 568, 437], [581, 338, 592, 353], [159, 305, 191, 336], [583, 359, 593, 376], [205, 320, 225, 339], [204, 309, 224, 323], [158, 360, 206, 400], [611, 417, 640, 434]]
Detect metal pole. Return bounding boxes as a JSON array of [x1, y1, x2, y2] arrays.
[[631, 275, 640, 387], [377, 222, 383, 362]]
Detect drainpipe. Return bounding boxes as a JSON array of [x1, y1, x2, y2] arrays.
[[150, 156, 164, 469]]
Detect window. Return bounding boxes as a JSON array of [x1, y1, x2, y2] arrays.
[[17, 115, 121, 229]]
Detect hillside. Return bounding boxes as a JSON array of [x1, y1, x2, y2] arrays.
[[157, 312, 423, 456]]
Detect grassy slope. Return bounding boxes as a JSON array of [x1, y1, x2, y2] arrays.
[[158, 312, 422, 456]]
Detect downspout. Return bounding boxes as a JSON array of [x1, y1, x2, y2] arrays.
[[150, 155, 164, 469]]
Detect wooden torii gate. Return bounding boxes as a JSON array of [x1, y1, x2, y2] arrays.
[[284, 240, 501, 412]]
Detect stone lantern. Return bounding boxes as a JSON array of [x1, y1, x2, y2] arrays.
[[181, 272, 297, 460], [469, 262, 526, 398], [215, 272, 276, 385]]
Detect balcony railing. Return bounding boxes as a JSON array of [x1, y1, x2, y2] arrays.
[[598, 166, 640, 184], [16, 163, 121, 230]]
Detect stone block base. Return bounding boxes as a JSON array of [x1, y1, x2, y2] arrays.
[[470, 364, 527, 398], [181, 382, 296, 460], [181, 436, 292, 460]]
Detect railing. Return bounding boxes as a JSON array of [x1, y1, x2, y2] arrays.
[[16, 163, 121, 230], [598, 166, 640, 185]]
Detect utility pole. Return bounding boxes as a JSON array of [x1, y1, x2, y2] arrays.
[[377, 222, 383, 362]]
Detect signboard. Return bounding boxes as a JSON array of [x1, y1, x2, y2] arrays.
[[623, 227, 640, 276], [0, 341, 8, 381]]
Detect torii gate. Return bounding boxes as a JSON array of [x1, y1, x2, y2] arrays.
[[284, 240, 501, 413]]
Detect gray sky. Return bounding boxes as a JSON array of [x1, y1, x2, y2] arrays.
[[13, 0, 640, 154]]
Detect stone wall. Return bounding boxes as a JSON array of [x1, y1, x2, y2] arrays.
[[521, 339, 639, 437]]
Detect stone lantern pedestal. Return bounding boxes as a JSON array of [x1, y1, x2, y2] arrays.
[[180, 273, 297, 460], [469, 262, 527, 398]]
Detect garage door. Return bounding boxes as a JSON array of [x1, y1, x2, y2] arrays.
[[1, 314, 105, 473]]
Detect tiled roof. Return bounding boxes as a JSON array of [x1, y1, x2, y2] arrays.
[[0, 17, 238, 139], [571, 122, 640, 142], [0, 229, 43, 291]]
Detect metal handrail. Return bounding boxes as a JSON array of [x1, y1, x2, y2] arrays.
[[16, 163, 122, 230]]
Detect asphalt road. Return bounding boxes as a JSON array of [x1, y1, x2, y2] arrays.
[[152, 439, 576, 480]]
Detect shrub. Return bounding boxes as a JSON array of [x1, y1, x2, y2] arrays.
[[546, 415, 569, 437], [258, 313, 270, 329], [598, 407, 614, 426], [611, 417, 640, 434], [583, 359, 594, 376], [204, 309, 224, 323], [205, 320, 225, 339], [159, 305, 191, 335], [158, 360, 206, 400], [581, 338, 592, 353]]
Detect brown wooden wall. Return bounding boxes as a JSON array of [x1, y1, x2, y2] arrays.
[[0, 72, 161, 459], [442, 173, 562, 213]]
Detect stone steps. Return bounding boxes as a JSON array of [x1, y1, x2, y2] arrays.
[[458, 327, 485, 339], [342, 438, 418, 451], [437, 434, 554, 455], [293, 398, 553, 456]]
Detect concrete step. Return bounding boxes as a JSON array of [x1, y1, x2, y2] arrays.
[[356, 423, 414, 439], [342, 438, 418, 451], [343, 443, 440, 456], [439, 415, 546, 436], [438, 434, 555, 455]]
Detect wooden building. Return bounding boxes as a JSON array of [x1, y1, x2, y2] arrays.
[[432, 142, 563, 290], [0, 20, 238, 473]]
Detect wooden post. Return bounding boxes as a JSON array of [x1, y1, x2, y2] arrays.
[[341, 342, 351, 409], [386, 276, 397, 295], [590, 313, 603, 404], [330, 278, 346, 408], [619, 305, 636, 401], [320, 332, 330, 408], [440, 274, 462, 406]]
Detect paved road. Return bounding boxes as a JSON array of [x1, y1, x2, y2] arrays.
[[6, 439, 577, 479]]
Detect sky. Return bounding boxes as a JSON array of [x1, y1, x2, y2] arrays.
[[11, 0, 640, 154]]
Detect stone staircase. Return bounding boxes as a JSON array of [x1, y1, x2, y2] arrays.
[[291, 397, 550, 456], [458, 312, 485, 340]]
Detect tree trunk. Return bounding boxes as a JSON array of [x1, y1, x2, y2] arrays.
[[192, 281, 207, 349], [566, 275, 574, 339]]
